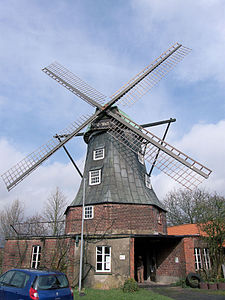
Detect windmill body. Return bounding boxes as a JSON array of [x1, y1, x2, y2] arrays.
[[1, 43, 212, 288], [66, 107, 166, 237]]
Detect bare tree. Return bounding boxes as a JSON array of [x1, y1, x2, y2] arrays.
[[43, 187, 68, 235], [196, 193, 225, 279], [164, 188, 225, 279], [0, 199, 25, 238], [163, 188, 210, 226], [18, 214, 47, 236]]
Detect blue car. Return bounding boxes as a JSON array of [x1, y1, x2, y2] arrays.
[[0, 268, 74, 299]]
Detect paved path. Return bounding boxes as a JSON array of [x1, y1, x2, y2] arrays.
[[151, 287, 225, 300]]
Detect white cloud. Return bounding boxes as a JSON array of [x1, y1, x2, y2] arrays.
[[132, 0, 225, 83], [0, 0, 224, 219], [152, 119, 225, 198], [0, 138, 83, 216]]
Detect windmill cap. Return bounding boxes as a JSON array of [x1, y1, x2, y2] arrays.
[[84, 106, 138, 143]]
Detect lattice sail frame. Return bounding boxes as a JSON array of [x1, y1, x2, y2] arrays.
[[107, 114, 212, 190], [1, 113, 95, 191], [112, 43, 191, 107], [1, 42, 212, 192], [42, 62, 106, 108]]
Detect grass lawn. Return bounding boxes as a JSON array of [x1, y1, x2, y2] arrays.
[[73, 288, 172, 299]]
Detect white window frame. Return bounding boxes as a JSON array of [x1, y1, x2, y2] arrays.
[[84, 206, 94, 219], [96, 246, 111, 272], [89, 169, 101, 185], [31, 245, 41, 269], [145, 174, 152, 189], [203, 248, 211, 270], [194, 248, 202, 270], [93, 148, 104, 160]]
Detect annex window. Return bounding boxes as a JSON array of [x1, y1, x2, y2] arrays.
[[31, 245, 41, 269], [93, 148, 104, 160], [96, 246, 111, 272], [203, 248, 211, 270], [84, 206, 94, 219], [145, 174, 152, 189], [89, 169, 101, 185], [194, 248, 202, 270]]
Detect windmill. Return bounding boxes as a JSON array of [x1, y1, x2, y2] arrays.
[[1, 43, 212, 193]]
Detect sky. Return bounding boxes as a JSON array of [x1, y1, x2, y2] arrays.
[[0, 0, 225, 216]]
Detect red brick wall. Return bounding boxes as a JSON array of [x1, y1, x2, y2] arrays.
[[156, 238, 186, 279], [130, 237, 135, 279], [183, 237, 195, 274], [183, 236, 208, 274], [156, 237, 206, 278], [3, 239, 40, 271], [66, 203, 167, 235], [0, 247, 4, 273], [2, 237, 75, 284]]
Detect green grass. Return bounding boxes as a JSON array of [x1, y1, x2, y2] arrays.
[[73, 288, 172, 300]]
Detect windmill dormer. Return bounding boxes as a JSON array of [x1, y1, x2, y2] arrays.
[[65, 106, 166, 236]]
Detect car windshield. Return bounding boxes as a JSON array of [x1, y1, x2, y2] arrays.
[[36, 274, 69, 290]]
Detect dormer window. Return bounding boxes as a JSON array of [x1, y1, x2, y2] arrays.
[[89, 169, 101, 185], [93, 148, 104, 160], [145, 174, 152, 189]]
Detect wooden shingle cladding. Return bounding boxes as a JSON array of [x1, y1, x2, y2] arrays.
[[69, 129, 165, 210]]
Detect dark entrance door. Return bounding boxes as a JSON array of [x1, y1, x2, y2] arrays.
[[134, 237, 157, 282]]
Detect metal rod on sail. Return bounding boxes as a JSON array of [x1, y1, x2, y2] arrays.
[[148, 120, 172, 176], [54, 135, 83, 178]]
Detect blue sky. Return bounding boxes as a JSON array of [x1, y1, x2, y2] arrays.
[[0, 0, 225, 215]]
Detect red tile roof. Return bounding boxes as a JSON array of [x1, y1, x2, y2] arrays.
[[167, 224, 203, 236], [168, 223, 225, 247]]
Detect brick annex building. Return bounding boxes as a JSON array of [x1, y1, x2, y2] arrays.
[[1, 111, 214, 288]]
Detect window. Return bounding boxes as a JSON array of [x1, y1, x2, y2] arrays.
[[35, 274, 69, 290], [138, 152, 144, 164], [145, 174, 152, 189], [157, 210, 162, 224], [84, 206, 94, 219], [194, 248, 202, 270], [93, 148, 104, 160], [96, 246, 111, 272], [203, 248, 211, 270], [10, 271, 30, 288], [31, 245, 41, 269], [0, 270, 15, 285], [89, 169, 101, 185]]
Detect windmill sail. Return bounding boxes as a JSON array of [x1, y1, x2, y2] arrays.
[[42, 43, 191, 111], [2, 42, 211, 192], [107, 111, 211, 190], [42, 62, 107, 108], [1, 113, 97, 191], [111, 43, 191, 107]]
